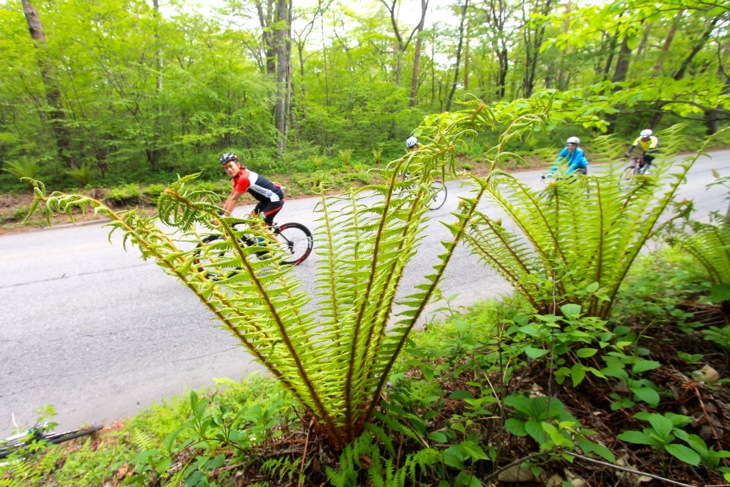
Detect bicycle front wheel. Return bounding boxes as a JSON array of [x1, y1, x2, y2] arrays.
[[275, 223, 313, 265], [428, 181, 447, 210], [193, 234, 241, 280], [44, 425, 103, 445], [620, 165, 639, 189]]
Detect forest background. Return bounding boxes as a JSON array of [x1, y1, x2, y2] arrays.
[[0, 0, 729, 205]]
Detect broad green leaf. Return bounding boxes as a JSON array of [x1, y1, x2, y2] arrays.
[[576, 348, 598, 358], [505, 418, 528, 437], [666, 444, 701, 466], [571, 363, 586, 387], [632, 387, 661, 407], [459, 441, 489, 461], [525, 347, 550, 359], [632, 360, 661, 374], [647, 414, 674, 442], [617, 430, 652, 445]]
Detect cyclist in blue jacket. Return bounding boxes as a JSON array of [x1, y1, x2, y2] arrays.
[[547, 136, 588, 177]]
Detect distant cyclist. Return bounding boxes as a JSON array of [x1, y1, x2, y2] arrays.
[[545, 136, 588, 177], [405, 136, 419, 151], [218, 152, 284, 226], [625, 129, 659, 174]]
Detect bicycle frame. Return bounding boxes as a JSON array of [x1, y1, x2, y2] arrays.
[[0, 423, 102, 459]]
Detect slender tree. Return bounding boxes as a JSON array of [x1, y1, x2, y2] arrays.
[[254, 0, 277, 75], [521, 0, 554, 98], [274, 0, 292, 151], [381, 0, 427, 85], [474, 0, 514, 99], [21, 0, 75, 168], [409, 0, 429, 106], [446, 0, 469, 111]]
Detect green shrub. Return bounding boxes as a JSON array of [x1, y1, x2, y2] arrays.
[[65, 162, 95, 188], [3, 159, 40, 183], [105, 183, 142, 206]]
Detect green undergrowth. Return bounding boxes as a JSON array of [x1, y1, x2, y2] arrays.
[[1, 247, 729, 486], [0, 152, 499, 231]]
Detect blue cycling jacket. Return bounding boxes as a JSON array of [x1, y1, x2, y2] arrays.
[[550, 147, 588, 175]]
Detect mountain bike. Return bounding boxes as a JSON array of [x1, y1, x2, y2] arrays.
[[0, 423, 103, 459], [401, 174, 447, 210], [426, 180, 447, 210], [622, 155, 650, 179], [194, 219, 313, 279], [618, 155, 652, 190]]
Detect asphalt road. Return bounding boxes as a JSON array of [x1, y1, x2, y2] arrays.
[[1, 150, 729, 437]]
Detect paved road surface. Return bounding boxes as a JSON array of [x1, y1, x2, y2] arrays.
[[1, 150, 729, 437]]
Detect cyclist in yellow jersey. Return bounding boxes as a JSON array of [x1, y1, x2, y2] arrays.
[[625, 129, 659, 174]]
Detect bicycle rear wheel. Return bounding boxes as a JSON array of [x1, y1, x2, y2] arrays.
[[428, 181, 447, 210], [275, 223, 313, 265]]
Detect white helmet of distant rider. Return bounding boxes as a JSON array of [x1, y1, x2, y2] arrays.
[[640, 129, 653, 138], [566, 136, 580, 145], [405, 136, 418, 149]]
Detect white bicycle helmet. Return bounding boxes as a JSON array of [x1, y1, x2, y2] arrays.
[[219, 152, 238, 165], [640, 129, 653, 138], [566, 136, 580, 145], [405, 136, 418, 149]]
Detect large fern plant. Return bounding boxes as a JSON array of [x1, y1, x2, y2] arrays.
[[462, 125, 709, 320], [25, 98, 553, 449], [666, 160, 730, 312]]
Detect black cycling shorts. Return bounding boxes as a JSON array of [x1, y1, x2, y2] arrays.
[[253, 200, 284, 226]]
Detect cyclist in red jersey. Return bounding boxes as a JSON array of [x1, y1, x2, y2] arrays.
[[218, 152, 284, 226]]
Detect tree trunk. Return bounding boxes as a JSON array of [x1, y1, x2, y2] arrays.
[[321, 16, 330, 107], [654, 11, 682, 73], [522, 0, 553, 98], [601, 31, 619, 81], [707, 37, 730, 136], [496, 47, 508, 99], [150, 0, 163, 171], [478, 0, 511, 100], [446, 0, 469, 112], [274, 0, 291, 153], [255, 0, 277, 75], [464, 21, 470, 90], [611, 35, 632, 84], [382, 0, 427, 86], [21, 0, 75, 168], [409, 0, 428, 107]]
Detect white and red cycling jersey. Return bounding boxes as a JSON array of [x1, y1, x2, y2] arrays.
[[232, 166, 284, 203]]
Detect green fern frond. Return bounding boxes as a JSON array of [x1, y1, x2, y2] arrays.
[[130, 429, 157, 451], [260, 456, 299, 483], [462, 124, 707, 319], [670, 216, 730, 285]]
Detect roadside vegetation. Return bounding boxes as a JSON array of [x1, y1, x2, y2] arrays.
[[1, 102, 729, 485], [0, 245, 728, 486]]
